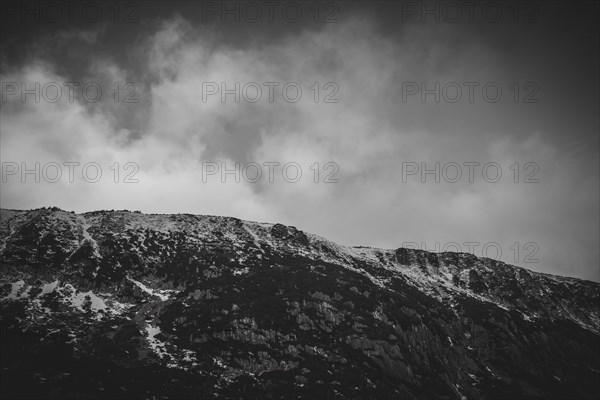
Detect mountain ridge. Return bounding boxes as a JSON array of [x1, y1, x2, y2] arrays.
[[1, 207, 599, 399], [1, 206, 592, 284]]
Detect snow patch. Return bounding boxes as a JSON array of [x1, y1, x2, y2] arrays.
[[3, 280, 26, 300], [146, 324, 169, 359], [243, 223, 262, 245], [41, 280, 59, 295], [233, 267, 250, 276], [127, 277, 172, 301], [78, 216, 101, 259], [64, 285, 108, 312]]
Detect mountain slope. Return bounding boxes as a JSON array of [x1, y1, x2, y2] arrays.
[[1, 207, 599, 399]]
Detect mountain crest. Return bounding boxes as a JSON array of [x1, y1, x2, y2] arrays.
[[1, 207, 599, 399]]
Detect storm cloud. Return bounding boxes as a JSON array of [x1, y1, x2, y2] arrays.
[[1, 1, 598, 281]]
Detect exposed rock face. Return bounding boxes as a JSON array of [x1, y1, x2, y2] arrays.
[[270, 223, 289, 239], [270, 223, 310, 247], [1, 208, 599, 399]]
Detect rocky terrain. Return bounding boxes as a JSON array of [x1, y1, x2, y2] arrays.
[[1, 207, 599, 399]]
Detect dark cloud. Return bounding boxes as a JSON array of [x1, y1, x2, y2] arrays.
[[1, 1, 598, 281]]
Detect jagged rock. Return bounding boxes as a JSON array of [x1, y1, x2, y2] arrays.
[[270, 223, 288, 239], [396, 248, 410, 265]]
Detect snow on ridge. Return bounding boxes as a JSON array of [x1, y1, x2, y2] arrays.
[[63, 284, 108, 312], [61, 284, 133, 317], [243, 223, 262, 245], [127, 277, 173, 301], [2, 280, 110, 314], [77, 215, 101, 259], [146, 324, 168, 358], [41, 280, 59, 295], [233, 267, 250, 276], [39, 280, 133, 317], [145, 323, 198, 369], [127, 215, 180, 233]]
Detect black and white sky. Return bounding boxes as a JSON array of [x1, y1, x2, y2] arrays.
[[1, 1, 598, 281]]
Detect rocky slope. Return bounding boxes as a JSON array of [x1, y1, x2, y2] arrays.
[[1, 207, 599, 399]]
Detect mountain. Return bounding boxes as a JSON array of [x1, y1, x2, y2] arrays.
[[1, 207, 598, 399]]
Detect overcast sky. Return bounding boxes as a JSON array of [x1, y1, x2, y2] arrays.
[[1, 1, 598, 281]]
